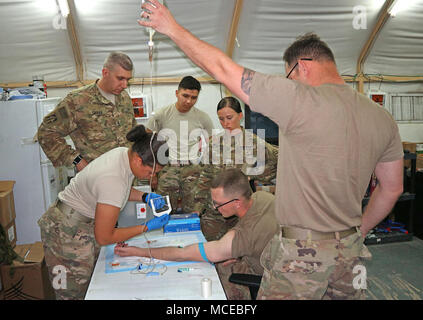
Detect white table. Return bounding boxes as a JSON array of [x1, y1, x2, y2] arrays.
[[85, 230, 227, 300]]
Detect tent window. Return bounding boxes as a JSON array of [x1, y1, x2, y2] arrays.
[[386, 94, 423, 122]]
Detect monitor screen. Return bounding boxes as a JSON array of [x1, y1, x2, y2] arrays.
[[244, 105, 279, 145]]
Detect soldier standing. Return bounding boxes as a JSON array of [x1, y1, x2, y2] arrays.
[[146, 76, 214, 213], [139, 2, 403, 300], [196, 97, 278, 241], [37, 51, 137, 172]]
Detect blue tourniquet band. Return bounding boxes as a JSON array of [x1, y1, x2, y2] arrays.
[[198, 242, 209, 263]]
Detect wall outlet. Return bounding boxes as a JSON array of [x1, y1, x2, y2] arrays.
[[136, 203, 147, 219]]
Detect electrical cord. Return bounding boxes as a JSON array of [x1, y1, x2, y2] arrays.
[[129, 232, 167, 275], [129, 131, 167, 276], [114, 131, 168, 276], [149, 131, 156, 190]]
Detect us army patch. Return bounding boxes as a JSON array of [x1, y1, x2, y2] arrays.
[[44, 113, 58, 124]]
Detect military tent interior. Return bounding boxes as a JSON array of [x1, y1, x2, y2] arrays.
[[0, 0, 422, 301]]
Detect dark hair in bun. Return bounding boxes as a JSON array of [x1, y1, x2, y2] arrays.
[[126, 125, 167, 166], [216, 96, 242, 113]]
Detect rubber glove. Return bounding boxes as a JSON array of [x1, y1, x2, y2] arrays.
[[145, 192, 166, 210], [145, 214, 170, 231]]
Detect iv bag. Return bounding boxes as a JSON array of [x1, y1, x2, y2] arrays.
[[142, 0, 163, 41]]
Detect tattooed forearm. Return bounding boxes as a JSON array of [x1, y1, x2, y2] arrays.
[[241, 68, 255, 96]]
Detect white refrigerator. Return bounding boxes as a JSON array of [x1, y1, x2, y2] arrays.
[[0, 98, 69, 244]]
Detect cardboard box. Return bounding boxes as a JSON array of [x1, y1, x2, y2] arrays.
[[402, 141, 417, 154], [255, 185, 276, 194], [0, 242, 55, 300], [417, 154, 423, 170], [0, 181, 16, 228], [3, 219, 17, 248]]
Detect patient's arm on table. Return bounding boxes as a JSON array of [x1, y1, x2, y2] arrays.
[[113, 230, 236, 263]]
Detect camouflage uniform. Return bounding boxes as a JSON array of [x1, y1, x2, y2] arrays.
[[156, 164, 202, 213], [196, 128, 278, 241], [37, 200, 100, 300], [215, 260, 255, 300], [37, 80, 137, 167], [0, 224, 19, 265], [147, 103, 214, 211], [257, 230, 371, 300]]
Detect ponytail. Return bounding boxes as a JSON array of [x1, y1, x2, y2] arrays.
[[126, 125, 167, 166], [216, 96, 242, 113]]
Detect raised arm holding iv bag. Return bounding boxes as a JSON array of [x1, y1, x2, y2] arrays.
[[141, 0, 163, 61]]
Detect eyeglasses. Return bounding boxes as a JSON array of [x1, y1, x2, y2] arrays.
[[212, 198, 239, 210], [286, 58, 313, 79]]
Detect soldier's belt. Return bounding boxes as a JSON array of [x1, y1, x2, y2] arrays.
[[57, 199, 93, 223], [281, 226, 357, 241]]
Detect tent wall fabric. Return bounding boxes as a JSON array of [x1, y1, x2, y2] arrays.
[[1, 0, 422, 85], [1, 0, 423, 139], [0, 0, 76, 82]]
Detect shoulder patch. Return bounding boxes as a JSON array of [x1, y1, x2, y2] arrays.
[[91, 110, 103, 116], [44, 113, 58, 124]]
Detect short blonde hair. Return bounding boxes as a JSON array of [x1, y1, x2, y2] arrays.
[[103, 51, 133, 71], [211, 168, 252, 199]]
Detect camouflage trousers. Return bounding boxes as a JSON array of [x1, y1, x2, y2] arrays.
[[200, 208, 239, 241], [216, 259, 256, 300], [156, 164, 203, 213], [257, 229, 371, 300], [37, 200, 100, 300]]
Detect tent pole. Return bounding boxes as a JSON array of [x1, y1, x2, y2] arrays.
[[356, 0, 395, 93], [224, 0, 244, 97], [66, 0, 84, 87]]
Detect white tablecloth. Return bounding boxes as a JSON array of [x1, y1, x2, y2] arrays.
[[85, 230, 227, 300]]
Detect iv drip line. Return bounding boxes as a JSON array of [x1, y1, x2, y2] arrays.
[[141, 0, 162, 114], [150, 53, 154, 114]]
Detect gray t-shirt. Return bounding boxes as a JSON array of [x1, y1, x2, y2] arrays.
[[146, 103, 214, 162], [249, 72, 404, 232], [231, 191, 278, 274], [59, 147, 134, 218]]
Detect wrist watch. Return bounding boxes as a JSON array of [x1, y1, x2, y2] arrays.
[[73, 154, 83, 166], [142, 193, 149, 203]]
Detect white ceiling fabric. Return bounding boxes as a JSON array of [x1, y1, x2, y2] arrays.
[[0, 0, 422, 83], [365, 0, 423, 75]]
